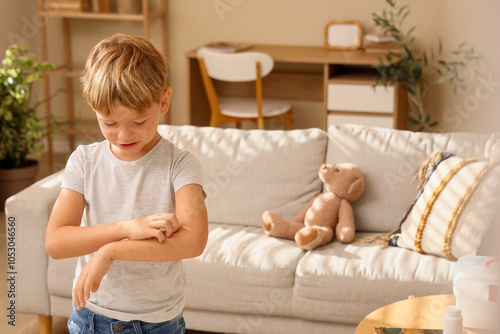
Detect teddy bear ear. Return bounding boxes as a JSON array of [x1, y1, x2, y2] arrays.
[[347, 178, 364, 201]]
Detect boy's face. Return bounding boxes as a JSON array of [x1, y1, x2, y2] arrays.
[[96, 88, 172, 161]]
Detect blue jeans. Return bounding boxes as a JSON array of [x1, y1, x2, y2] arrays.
[[68, 304, 185, 334]]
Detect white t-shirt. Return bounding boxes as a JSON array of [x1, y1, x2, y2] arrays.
[[61, 137, 204, 322]]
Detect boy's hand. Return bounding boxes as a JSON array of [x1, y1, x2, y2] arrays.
[[73, 248, 113, 310], [122, 214, 179, 243]]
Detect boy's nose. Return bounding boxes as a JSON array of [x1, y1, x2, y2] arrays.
[[117, 128, 133, 141]]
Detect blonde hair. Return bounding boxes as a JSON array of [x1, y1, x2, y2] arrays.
[[81, 34, 168, 115]]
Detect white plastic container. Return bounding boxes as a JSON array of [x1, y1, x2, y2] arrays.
[[443, 305, 463, 334], [453, 255, 499, 330]]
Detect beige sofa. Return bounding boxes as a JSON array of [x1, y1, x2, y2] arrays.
[[6, 124, 499, 334]]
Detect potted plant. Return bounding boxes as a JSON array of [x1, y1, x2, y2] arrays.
[[372, 0, 483, 131], [0, 43, 55, 210]]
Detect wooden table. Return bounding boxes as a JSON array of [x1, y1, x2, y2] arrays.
[[355, 295, 485, 334], [186, 44, 407, 130]]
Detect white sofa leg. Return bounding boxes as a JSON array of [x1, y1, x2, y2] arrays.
[[39, 315, 52, 334]]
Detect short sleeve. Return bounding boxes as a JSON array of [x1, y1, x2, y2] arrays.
[[172, 150, 206, 199], [61, 147, 85, 195]]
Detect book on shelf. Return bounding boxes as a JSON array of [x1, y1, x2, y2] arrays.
[[363, 41, 405, 54], [88, 0, 111, 13], [203, 42, 253, 53], [99, 0, 109, 13], [365, 34, 397, 43], [47, 0, 89, 12], [90, 0, 100, 12]]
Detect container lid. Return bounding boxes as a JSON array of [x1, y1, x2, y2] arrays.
[[453, 255, 499, 280], [445, 305, 462, 318], [453, 255, 499, 299]]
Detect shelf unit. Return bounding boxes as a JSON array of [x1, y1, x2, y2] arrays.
[[37, 0, 168, 165]]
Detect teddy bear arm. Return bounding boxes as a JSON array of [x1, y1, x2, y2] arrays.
[[335, 199, 356, 243], [291, 194, 320, 223]]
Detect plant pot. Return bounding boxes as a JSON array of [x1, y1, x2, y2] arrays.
[[0, 160, 39, 211]]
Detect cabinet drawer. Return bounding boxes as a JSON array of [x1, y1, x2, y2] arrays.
[[328, 113, 394, 129], [327, 83, 395, 113]]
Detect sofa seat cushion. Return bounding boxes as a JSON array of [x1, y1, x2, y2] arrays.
[[159, 125, 327, 227], [184, 223, 305, 317], [292, 233, 454, 325]]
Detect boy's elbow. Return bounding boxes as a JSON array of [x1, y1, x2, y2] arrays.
[[186, 224, 208, 259], [45, 243, 59, 260], [45, 237, 64, 260], [193, 230, 208, 257]]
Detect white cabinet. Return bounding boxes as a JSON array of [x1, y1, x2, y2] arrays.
[[327, 83, 394, 113], [327, 113, 394, 128], [324, 67, 406, 130]]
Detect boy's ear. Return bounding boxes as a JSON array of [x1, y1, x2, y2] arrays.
[[160, 88, 172, 115]]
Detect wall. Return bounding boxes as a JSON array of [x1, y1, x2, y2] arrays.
[[167, 0, 500, 134], [0, 1, 40, 55], [435, 0, 500, 134], [0, 0, 499, 136]]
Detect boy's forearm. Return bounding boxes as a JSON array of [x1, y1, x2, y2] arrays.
[[46, 222, 127, 260], [99, 226, 208, 263], [47, 212, 178, 260]]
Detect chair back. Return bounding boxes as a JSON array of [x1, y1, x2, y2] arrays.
[[197, 47, 274, 82]]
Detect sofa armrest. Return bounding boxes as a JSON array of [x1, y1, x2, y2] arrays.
[[4, 170, 64, 316]]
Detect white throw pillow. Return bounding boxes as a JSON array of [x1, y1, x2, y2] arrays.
[[389, 151, 500, 260]]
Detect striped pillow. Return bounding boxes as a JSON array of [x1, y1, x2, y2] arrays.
[[389, 152, 500, 260]]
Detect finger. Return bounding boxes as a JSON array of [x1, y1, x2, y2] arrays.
[[91, 278, 102, 293], [163, 223, 173, 238], [154, 229, 166, 243], [151, 219, 173, 238], [150, 219, 168, 229], [152, 214, 167, 222], [84, 277, 92, 303], [74, 278, 84, 310], [72, 287, 80, 310], [170, 216, 180, 232]]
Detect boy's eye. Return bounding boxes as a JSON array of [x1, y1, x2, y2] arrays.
[[104, 123, 116, 127], [135, 120, 147, 126]]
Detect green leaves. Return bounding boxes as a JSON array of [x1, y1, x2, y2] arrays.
[[372, 0, 482, 131], [0, 43, 54, 168]]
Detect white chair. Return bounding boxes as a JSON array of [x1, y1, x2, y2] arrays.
[[197, 47, 294, 130]]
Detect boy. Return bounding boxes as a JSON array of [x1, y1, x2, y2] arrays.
[[45, 34, 208, 334]]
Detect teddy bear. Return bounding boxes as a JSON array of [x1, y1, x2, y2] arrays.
[[262, 163, 365, 250]]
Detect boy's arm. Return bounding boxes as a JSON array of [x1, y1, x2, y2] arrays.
[[73, 183, 208, 310], [45, 188, 179, 259], [104, 183, 208, 261]]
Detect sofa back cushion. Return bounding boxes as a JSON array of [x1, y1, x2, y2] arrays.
[[326, 124, 492, 233], [159, 125, 327, 227]]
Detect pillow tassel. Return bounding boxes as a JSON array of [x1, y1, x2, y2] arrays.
[[415, 151, 445, 190], [356, 226, 400, 248]]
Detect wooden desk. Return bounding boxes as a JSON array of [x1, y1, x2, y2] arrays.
[[186, 44, 407, 129], [355, 295, 484, 334]]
